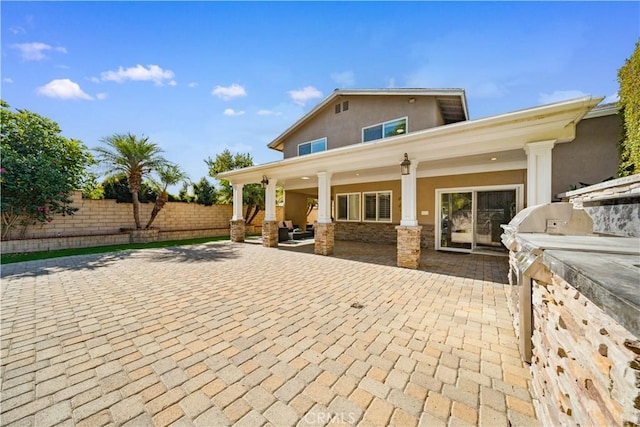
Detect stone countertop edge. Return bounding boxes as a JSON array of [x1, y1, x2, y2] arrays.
[[542, 249, 640, 339]]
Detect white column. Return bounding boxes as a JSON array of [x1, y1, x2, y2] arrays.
[[525, 140, 556, 207], [317, 171, 332, 224], [264, 179, 278, 221], [232, 183, 244, 221], [400, 160, 419, 226]]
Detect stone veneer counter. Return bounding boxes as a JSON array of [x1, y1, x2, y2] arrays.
[[517, 233, 640, 426], [542, 248, 639, 338]]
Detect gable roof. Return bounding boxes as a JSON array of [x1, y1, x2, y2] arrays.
[[267, 88, 469, 151]]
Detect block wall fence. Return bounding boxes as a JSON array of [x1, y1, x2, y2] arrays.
[[2, 192, 284, 253]]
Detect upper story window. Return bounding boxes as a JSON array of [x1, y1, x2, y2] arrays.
[[298, 137, 327, 156], [362, 117, 408, 143]]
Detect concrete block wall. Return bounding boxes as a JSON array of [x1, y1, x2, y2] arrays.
[[531, 274, 640, 426], [2, 191, 284, 252]]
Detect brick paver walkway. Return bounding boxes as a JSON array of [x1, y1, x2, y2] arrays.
[[1, 241, 539, 426]]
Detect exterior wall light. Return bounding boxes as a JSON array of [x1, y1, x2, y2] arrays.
[[261, 175, 269, 188], [400, 153, 411, 175]]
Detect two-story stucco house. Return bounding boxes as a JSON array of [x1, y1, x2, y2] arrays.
[[217, 88, 617, 268]]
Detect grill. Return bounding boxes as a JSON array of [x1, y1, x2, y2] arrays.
[[501, 202, 595, 362]]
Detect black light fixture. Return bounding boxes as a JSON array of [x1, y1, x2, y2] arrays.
[[260, 175, 269, 188], [400, 153, 411, 175]]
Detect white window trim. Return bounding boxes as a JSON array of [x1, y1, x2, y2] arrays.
[[297, 137, 327, 156], [362, 191, 393, 223], [361, 116, 408, 143], [335, 192, 361, 222]]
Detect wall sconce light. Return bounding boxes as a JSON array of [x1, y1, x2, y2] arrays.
[[400, 153, 411, 175], [408, 97, 416, 104], [260, 175, 269, 188]]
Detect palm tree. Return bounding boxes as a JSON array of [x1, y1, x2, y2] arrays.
[[145, 164, 189, 229], [94, 133, 166, 229]]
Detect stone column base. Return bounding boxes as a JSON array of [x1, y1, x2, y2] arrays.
[[396, 225, 422, 269], [262, 220, 279, 248], [314, 222, 335, 256], [230, 220, 245, 243]]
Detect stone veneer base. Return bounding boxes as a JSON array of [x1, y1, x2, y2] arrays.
[[314, 222, 335, 256], [230, 220, 245, 243], [262, 220, 279, 248], [531, 273, 640, 426], [396, 225, 422, 269]]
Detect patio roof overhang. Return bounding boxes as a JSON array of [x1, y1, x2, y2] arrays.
[[217, 96, 603, 190]]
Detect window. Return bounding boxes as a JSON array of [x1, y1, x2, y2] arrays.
[[335, 104, 341, 114], [362, 117, 407, 143], [342, 101, 349, 111], [298, 137, 327, 156], [364, 191, 392, 222], [336, 193, 360, 221]]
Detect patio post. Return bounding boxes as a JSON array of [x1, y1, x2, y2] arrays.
[[262, 179, 279, 247], [230, 183, 245, 242], [525, 140, 556, 207], [397, 158, 422, 268], [315, 171, 335, 255]]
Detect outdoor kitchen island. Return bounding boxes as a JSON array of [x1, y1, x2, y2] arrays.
[[501, 176, 640, 426]]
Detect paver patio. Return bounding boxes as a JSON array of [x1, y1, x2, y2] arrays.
[[1, 241, 539, 426]]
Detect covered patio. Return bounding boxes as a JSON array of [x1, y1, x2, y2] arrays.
[[217, 96, 601, 268]]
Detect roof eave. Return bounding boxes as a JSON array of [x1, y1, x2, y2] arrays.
[[267, 88, 468, 151], [220, 95, 603, 184]]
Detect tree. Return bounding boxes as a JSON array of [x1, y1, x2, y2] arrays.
[[145, 164, 188, 229], [206, 149, 264, 224], [94, 133, 166, 229], [102, 175, 157, 203], [0, 101, 94, 239], [618, 40, 640, 176], [192, 177, 217, 206]]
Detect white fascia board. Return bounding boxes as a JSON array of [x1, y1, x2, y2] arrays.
[[218, 96, 602, 185]]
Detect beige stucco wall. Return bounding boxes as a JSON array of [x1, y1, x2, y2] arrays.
[[552, 113, 621, 198], [281, 95, 443, 159], [283, 191, 309, 229], [285, 169, 527, 228]]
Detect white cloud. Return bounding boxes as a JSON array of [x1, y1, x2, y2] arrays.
[[99, 64, 175, 86], [11, 42, 66, 61], [603, 92, 619, 104], [3, 78, 14, 84], [9, 26, 26, 35], [212, 83, 247, 100], [188, 82, 198, 88], [331, 71, 355, 87], [288, 86, 322, 106], [538, 90, 588, 105], [223, 108, 245, 116], [257, 109, 282, 116], [168, 80, 177, 86], [96, 92, 108, 100], [37, 79, 93, 100]]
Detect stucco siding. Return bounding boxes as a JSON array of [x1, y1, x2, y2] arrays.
[[281, 95, 441, 158], [552, 113, 621, 198]]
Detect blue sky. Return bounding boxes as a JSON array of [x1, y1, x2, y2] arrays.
[[2, 1, 638, 189]]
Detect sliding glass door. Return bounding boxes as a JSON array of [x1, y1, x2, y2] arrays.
[[437, 186, 520, 253], [440, 192, 473, 251]]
